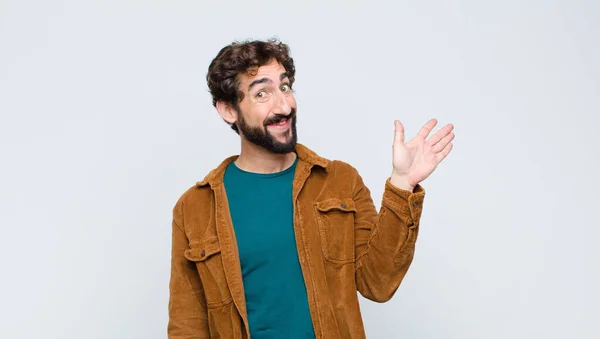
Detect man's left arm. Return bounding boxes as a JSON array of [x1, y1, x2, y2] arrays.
[[354, 118, 454, 302], [353, 171, 425, 302]]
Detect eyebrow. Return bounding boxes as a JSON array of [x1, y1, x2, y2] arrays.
[[248, 72, 290, 90]]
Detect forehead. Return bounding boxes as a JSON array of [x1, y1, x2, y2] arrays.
[[239, 60, 286, 84]]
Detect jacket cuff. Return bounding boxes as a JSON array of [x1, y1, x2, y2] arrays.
[[382, 179, 426, 224]]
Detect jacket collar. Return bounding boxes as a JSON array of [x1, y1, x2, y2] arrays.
[[196, 143, 329, 188]]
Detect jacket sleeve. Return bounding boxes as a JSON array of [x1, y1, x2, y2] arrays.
[[168, 198, 210, 338], [353, 168, 426, 302]]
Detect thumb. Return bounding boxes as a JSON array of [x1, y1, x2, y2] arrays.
[[394, 120, 405, 145]]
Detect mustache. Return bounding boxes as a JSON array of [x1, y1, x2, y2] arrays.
[[263, 108, 296, 126]]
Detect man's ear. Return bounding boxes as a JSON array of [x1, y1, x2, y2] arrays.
[[216, 101, 238, 125]]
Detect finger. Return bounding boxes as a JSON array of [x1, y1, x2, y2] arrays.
[[428, 123, 454, 146], [394, 120, 405, 144], [431, 132, 455, 153], [435, 142, 453, 164], [416, 118, 438, 140]]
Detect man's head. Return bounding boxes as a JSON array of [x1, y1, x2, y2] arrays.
[[207, 39, 297, 154]]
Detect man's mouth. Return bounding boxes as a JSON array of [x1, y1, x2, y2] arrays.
[[267, 117, 289, 127]]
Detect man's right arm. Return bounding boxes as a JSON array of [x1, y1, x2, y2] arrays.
[[168, 198, 209, 338]]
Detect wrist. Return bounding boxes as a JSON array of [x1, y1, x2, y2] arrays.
[[389, 173, 415, 192]]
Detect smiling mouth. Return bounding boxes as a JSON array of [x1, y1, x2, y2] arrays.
[[267, 117, 289, 127]]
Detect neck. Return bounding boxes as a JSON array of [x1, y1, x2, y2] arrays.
[[234, 138, 297, 174]]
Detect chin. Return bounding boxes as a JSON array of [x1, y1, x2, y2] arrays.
[[276, 136, 292, 144], [270, 140, 296, 154]]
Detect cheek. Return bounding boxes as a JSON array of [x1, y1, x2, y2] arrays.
[[259, 106, 274, 122], [246, 106, 271, 125]]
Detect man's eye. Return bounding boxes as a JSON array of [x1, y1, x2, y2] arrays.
[[281, 84, 291, 92], [256, 91, 266, 98]]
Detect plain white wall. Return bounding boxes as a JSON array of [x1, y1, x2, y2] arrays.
[[1, 0, 598, 338]]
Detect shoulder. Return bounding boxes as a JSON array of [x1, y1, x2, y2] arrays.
[[298, 144, 359, 176], [326, 159, 360, 178], [172, 160, 225, 215], [172, 184, 206, 219]]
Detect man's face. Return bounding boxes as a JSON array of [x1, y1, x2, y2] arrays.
[[234, 59, 297, 154]]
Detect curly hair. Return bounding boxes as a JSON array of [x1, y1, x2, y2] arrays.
[[206, 38, 296, 133]]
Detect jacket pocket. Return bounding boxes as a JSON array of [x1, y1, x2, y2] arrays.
[[184, 236, 233, 308], [315, 197, 356, 264]]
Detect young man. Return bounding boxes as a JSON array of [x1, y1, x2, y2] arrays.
[[168, 39, 454, 338]]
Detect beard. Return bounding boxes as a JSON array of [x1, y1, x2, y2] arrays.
[[236, 107, 298, 154]]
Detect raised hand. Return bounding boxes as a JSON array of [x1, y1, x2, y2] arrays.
[[390, 119, 454, 191]]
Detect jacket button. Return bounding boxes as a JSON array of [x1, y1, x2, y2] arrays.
[[412, 201, 419, 208], [200, 250, 205, 257], [341, 203, 347, 209]]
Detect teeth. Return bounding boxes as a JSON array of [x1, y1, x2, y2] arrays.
[[268, 118, 287, 126]]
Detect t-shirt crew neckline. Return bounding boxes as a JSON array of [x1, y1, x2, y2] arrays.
[[229, 153, 298, 178]]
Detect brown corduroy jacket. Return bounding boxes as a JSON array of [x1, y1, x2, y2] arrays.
[[168, 143, 425, 338]]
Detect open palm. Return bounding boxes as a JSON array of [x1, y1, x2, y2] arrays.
[[392, 119, 454, 188]]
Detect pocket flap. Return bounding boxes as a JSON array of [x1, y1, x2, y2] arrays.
[[184, 236, 221, 262], [315, 198, 356, 213]]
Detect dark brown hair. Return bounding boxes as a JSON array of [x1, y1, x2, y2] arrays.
[[206, 38, 296, 133]]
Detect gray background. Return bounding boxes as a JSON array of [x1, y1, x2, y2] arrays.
[[1, 0, 598, 338]]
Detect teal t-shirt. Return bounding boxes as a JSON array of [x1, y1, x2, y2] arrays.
[[223, 155, 315, 338]]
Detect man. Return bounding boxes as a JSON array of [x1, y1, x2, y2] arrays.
[[168, 39, 454, 338]]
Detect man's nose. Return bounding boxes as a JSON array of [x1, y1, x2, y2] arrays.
[[273, 89, 292, 114]]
